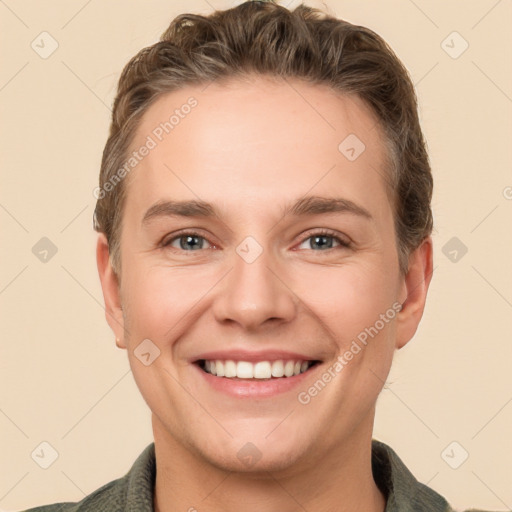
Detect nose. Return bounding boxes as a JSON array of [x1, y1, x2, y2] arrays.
[[212, 245, 298, 331]]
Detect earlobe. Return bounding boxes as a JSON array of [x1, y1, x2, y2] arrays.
[[395, 236, 434, 350], [96, 233, 126, 349]]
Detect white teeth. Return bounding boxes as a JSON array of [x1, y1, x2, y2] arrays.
[[224, 360, 237, 378], [215, 360, 225, 377], [236, 361, 254, 379], [254, 361, 272, 379], [284, 360, 295, 377], [201, 359, 314, 379], [271, 360, 284, 377]]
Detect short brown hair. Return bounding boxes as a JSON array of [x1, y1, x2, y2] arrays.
[[93, 0, 433, 277]]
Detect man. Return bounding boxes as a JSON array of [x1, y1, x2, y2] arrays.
[[24, 1, 495, 511]]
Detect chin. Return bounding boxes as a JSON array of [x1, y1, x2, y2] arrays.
[[194, 428, 312, 475], [206, 447, 307, 475]]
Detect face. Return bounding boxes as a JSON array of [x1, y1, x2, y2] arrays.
[[98, 75, 432, 475]]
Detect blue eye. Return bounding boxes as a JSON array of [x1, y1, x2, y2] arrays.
[[309, 234, 335, 250], [161, 230, 350, 253], [297, 231, 350, 251], [164, 233, 211, 251]]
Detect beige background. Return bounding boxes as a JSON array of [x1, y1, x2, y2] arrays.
[[1, 0, 511, 510]]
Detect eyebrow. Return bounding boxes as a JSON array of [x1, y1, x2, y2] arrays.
[[141, 195, 373, 226], [288, 195, 372, 220], [142, 200, 215, 225]]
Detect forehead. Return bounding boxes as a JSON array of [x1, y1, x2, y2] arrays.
[[124, 75, 391, 219]]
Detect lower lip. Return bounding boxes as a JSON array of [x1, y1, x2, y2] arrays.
[[193, 362, 321, 398]]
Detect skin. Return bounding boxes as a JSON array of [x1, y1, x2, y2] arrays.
[[97, 75, 433, 512]]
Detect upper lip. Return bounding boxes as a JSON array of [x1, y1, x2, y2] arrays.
[[191, 350, 322, 363]]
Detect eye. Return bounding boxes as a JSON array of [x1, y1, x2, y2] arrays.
[[296, 230, 351, 251], [162, 232, 213, 251]]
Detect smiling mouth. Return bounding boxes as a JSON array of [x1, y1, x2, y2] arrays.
[[195, 359, 321, 380]]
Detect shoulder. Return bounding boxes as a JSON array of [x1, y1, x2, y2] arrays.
[[371, 439, 499, 512], [20, 477, 128, 512], [20, 443, 155, 512]]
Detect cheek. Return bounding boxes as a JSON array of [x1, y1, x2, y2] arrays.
[[289, 262, 396, 343], [120, 261, 219, 342]]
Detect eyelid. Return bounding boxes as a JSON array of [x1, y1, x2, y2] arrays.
[[160, 228, 352, 252], [294, 228, 352, 250], [161, 229, 216, 250]]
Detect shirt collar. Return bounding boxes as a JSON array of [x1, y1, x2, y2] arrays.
[[124, 440, 452, 511], [371, 439, 452, 511]]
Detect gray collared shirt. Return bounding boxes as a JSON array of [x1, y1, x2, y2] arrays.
[[21, 440, 496, 511]]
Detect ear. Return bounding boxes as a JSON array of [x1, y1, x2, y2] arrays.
[[96, 233, 126, 349], [395, 236, 434, 350]]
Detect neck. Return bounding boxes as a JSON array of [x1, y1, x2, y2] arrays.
[[152, 415, 386, 512]]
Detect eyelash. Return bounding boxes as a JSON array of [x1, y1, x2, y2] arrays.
[[160, 229, 352, 252], [296, 228, 352, 251]]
